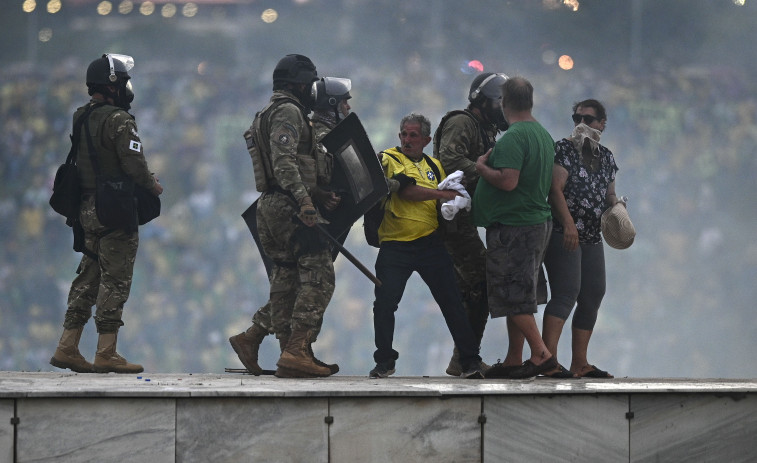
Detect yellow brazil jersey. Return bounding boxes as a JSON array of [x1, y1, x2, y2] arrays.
[[378, 147, 446, 243]]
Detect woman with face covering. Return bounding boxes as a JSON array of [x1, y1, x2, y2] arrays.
[[541, 99, 622, 379]]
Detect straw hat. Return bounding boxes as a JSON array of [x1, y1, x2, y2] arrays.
[[601, 203, 635, 249]]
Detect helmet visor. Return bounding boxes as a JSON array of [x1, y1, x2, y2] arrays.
[[323, 77, 352, 100], [106, 54, 134, 72], [480, 73, 508, 100], [104, 53, 134, 83]]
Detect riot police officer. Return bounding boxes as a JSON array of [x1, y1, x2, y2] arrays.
[[432, 72, 508, 376], [310, 76, 352, 140], [230, 54, 340, 378], [50, 54, 163, 374]]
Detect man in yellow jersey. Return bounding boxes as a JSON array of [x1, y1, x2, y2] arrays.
[[369, 113, 483, 379]]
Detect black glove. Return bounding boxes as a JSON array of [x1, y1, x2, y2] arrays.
[[392, 173, 416, 192]]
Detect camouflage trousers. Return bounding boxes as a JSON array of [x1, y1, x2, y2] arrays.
[[440, 211, 488, 339], [485, 221, 552, 318], [252, 191, 335, 341], [64, 196, 138, 334]]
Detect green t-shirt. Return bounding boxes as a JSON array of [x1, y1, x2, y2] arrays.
[[472, 121, 554, 227]]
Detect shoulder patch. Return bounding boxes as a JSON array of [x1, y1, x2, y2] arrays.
[[272, 122, 299, 147], [274, 131, 291, 146], [129, 140, 142, 152]]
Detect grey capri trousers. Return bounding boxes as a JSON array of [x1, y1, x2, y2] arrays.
[[543, 231, 606, 330]]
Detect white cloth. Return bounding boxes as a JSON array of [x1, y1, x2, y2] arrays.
[[437, 170, 470, 220], [569, 123, 602, 157]]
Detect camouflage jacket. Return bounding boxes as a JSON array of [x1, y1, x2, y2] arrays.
[[262, 90, 316, 205], [311, 111, 339, 143], [74, 98, 156, 191], [433, 109, 498, 197]]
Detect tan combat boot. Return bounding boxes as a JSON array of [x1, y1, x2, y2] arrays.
[[93, 332, 144, 374], [275, 330, 331, 378], [309, 344, 339, 375], [278, 332, 338, 375], [277, 334, 338, 375], [50, 327, 93, 373], [229, 324, 268, 375]]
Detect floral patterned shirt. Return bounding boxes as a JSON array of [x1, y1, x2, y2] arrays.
[[552, 138, 618, 244]]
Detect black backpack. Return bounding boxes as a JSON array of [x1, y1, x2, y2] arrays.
[[363, 150, 441, 248]]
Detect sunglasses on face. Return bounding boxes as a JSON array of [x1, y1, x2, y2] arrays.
[[572, 113, 599, 124]]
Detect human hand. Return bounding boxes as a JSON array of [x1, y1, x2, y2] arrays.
[[562, 223, 579, 251], [297, 197, 318, 227], [313, 188, 341, 211], [440, 189, 462, 201], [152, 178, 163, 196], [475, 148, 492, 174]]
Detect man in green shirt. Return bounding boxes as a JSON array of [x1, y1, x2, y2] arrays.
[[472, 76, 557, 379]]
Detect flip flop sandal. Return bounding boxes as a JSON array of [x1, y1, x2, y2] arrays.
[[581, 365, 614, 378], [539, 365, 578, 379]]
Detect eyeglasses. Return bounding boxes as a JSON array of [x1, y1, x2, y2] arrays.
[[572, 113, 599, 124]]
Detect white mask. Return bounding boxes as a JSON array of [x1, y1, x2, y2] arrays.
[[569, 123, 602, 157]]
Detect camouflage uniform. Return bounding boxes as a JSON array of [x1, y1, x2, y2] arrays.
[[433, 110, 498, 340], [311, 111, 338, 142], [251, 90, 335, 342], [64, 99, 158, 334]]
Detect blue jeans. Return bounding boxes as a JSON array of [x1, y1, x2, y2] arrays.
[[372, 233, 481, 369]]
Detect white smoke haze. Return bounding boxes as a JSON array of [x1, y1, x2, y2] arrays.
[[1, 0, 755, 378]]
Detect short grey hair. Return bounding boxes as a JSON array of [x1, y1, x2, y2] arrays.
[[399, 113, 431, 137]]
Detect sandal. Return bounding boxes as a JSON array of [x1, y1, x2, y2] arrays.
[[540, 364, 578, 379], [580, 364, 614, 378]]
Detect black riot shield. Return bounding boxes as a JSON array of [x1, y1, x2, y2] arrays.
[[241, 199, 274, 278], [241, 112, 386, 281], [319, 112, 388, 239]]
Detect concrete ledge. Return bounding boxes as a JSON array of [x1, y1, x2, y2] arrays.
[[2, 372, 756, 462], [2, 372, 755, 398]]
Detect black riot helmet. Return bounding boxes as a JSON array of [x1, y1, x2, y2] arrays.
[[272, 54, 318, 86], [468, 72, 509, 131], [468, 72, 508, 104], [313, 77, 352, 119], [86, 54, 135, 110]]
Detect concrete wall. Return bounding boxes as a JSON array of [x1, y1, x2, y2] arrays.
[[3, 391, 756, 462]]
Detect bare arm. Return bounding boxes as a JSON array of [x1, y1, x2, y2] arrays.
[[605, 180, 623, 207], [548, 164, 578, 251], [474, 148, 520, 191], [398, 185, 459, 202]]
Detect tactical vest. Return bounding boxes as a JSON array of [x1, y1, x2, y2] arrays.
[[244, 95, 323, 193], [75, 103, 128, 190], [432, 109, 496, 159]]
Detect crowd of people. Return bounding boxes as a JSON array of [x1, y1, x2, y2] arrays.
[[1, 51, 755, 377]]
